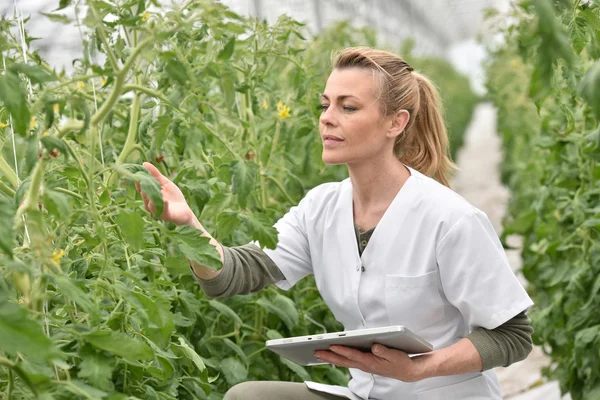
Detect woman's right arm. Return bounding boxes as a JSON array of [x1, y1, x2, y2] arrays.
[[135, 162, 224, 280], [136, 162, 284, 296]]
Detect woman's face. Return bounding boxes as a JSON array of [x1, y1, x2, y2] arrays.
[[319, 68, 395, 165]]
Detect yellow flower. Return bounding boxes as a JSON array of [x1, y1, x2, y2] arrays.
[[51, 249, 65, 264], [53, 103, 60, 113], [0, 121, 8, 129], [76, 81, 85, 89], [277, 100, 290, 119], [142, 11, 150, 22], [511, 59, 518, 68], [18, 297, 24, 304], [43, 130, 49, 136], [262, 99, 268, 109], [30, 117, 37, 129], [100, 77, 107, 86]]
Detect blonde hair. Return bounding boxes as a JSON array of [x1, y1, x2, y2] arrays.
[[332, 47, 456, 187]]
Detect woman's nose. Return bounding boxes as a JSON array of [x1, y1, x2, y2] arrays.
[[320, 107, 336, 126]]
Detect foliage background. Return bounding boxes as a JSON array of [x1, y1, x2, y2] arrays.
[[0, 1, 477, 398], [485, 1, 600, 398]]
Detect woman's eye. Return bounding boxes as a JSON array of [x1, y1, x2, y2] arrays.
[[320, 104, 329, 111], [343, 106, 357, 112]]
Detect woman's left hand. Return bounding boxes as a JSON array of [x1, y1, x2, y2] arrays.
[[314, 344, 426, 383]]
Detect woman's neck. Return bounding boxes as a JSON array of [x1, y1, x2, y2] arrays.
[[347, 155, 411, 223]]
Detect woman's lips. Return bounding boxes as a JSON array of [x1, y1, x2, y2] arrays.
[[323, 136, 344, 146]]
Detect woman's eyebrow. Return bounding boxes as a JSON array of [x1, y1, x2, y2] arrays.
[[320, 94, 360, 101]]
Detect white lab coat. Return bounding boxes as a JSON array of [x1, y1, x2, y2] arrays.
[[263, 165, 533, 400]]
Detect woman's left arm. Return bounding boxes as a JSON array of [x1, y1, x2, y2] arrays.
[[314, 337, 481, 382], [315, 311, 533, 382]]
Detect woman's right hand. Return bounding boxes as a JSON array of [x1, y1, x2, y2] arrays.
[[135, 162, 194, 226]]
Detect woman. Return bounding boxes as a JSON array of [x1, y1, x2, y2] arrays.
[[137, 47, 533, 400]]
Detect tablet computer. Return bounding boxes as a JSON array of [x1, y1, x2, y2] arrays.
[[266, 325, 433, 366]]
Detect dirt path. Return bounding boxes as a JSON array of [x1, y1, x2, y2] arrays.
[[451, 103, 570, 400]]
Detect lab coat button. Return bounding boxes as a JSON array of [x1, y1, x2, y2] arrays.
[[356, 265, 360, 271], [361, 266, 365, 272]]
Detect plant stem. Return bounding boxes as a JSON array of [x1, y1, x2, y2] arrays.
[[89, 37, 153, 128], [116, 80, 141, 165], [14, 157, 46, 229], [0, 156, 18, 188], [89, 5, 120, 72], [53, 187, 85, 200], [7, 367, 13, 400], [0, 356, 38, 396], [264, 175, 295, 204], [122, 84, 177, 109], [0, 179, 16, 197], [57, 119, 85, 139], [265, 120, 281, 168]]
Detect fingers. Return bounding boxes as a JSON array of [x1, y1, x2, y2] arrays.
[[143, 162, 168, 185], [330, 346, 375, 367], [371, 344, 405, 363], [314, 350, 362, 369]]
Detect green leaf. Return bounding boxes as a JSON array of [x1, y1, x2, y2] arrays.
[[69, 95, 91, 133], [43, 189, 72, 221], [9, 63, 58, 85], [0, 302, 60, 361], [266, 329, 283, 340], [578, 61, 600, 117], [0, 72, 30, 136], [56, 0, 73, 10], [575, 326, 599, 346], [63, 380, 108, 399], [241, 212, 278, 249], [222, 339, 248, 365], [41, 12, 71, 24], [569, 15, 589, 54], [280, 357, 311, 381], [173, 226, 222, 270], [133, 293, 174, 348], [231, 159, 258, 208], [165, 253, 189, 276], [52, 275, 97, 321], [0, 196, 15, 257], [208, 300, 243, 325], [77, 353, 115, 391], [273, 294, 299, 328], [151, 115, 171, 150], [41, 136, 69, 158], [220, 357, 247, 385], [175, 337, 206, 372], [504, 210, 537, 235], [84, 331, 153, 362], [115, 210, 145, 252], [164, 56, 189, 85], [257, 295, 298, 330], [218, 38, 236, 61], [132, 170, 164, 218]]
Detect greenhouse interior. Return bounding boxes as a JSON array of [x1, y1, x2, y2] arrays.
[[0, 0, 598, 399]]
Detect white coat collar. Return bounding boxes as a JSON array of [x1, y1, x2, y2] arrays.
[[340, 164, 420, 262]]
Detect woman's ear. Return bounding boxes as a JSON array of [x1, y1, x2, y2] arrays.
[[387, 109, 411, 139]]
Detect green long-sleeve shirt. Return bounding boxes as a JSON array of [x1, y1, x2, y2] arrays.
[[192, 225, 533, 371]]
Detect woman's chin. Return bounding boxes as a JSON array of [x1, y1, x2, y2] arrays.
[[322, 153, 346, 165]]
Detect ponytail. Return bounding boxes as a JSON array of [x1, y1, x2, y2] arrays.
[[396, 73, 456, 188]]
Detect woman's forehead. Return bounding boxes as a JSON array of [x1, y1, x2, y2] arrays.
[[323, 68, 379, 100]]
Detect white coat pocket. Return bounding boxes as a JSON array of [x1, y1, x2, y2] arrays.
[[416, 375, 493, 400], [384, 270, 445, 333]]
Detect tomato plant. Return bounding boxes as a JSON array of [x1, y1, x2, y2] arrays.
[[485, 1, 600, 398], [0, 1, 477, 398]]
